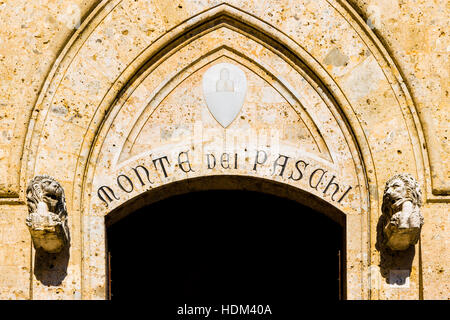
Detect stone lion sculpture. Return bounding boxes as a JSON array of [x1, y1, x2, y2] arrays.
[[26, 175, 69, 253], [380, 174, 424, 250]]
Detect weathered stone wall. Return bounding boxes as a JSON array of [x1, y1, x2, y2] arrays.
[[0, 0, 448, 300]]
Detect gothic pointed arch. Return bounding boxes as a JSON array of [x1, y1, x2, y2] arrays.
[[22, 1, 430, 300]]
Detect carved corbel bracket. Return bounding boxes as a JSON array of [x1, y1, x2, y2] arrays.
[[380, 174, 424, 251], [26, 175, 69, 253]]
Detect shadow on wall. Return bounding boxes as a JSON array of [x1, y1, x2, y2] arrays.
[[376, 214, 415, 284], [34, 244, 70, 286]]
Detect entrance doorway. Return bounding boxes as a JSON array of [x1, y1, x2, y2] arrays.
[[106, 190, 344, 304]]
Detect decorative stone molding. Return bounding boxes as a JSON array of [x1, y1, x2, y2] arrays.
[[26, 175, 69, 253], [19, 0, 436, 300], [381, 174, 424, 251]]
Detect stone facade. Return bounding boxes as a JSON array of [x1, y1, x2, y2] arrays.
[[0, 0, 448, 300]]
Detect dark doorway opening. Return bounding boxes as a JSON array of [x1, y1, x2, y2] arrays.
[[106, 190, 344, 305]]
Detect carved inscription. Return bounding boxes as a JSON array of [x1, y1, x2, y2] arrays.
[[97, 149, 354, 208]]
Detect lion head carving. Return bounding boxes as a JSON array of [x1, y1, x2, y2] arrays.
[[380, 174, 423, 250], [26, 175, 69, 253], [27, 175, 66, 217], [382, 174, 423, 225], [382, 174, 422, 209]]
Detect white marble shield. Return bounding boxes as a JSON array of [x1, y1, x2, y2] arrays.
[[203, 63, 247, 128]]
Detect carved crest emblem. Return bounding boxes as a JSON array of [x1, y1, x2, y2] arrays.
[[203, 63, 247, 128]]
